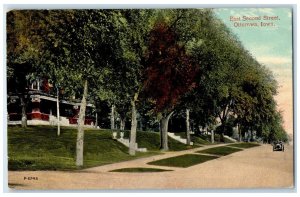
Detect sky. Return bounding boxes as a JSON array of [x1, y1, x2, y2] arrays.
[[214, 8, 294, 135]]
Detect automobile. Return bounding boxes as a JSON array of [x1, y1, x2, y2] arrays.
[[272, 141, 284, 152]]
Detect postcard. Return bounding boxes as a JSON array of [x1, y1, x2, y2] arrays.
[[6, 6, 294, 191]]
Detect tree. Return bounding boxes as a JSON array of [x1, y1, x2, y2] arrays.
[[7, 63, 33, 128], [7, 10, 46, 127], [106, 9, 156, 155], [184, 13, 254, 142], [232, 61, 284, 142], [186, 12, 286, 143], [30, 10, 128, 166], [143, 20, 198, 151], [165, 9, 212, 145]]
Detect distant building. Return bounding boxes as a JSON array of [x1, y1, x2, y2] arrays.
[[7, 78, 96, 127]]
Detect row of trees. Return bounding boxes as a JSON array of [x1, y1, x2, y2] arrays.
[[7, 9, 288, 166]]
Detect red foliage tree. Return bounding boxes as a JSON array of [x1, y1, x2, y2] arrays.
[[143, 21, 198, 150]]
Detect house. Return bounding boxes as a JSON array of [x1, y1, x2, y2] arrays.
[[7, 78, 96, 127]]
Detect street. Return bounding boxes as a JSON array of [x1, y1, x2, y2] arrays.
[[8, 144, 294, 190]]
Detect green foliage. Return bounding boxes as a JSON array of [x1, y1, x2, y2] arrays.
[[172, 10, 286, 143], [257, 111, 289, 143], [7, 11, 45, 67], [103, 10, 155, 118], [215, 122, 234, 137], [7, 9, 287, 146]]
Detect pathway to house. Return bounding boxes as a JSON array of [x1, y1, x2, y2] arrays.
[[8, 143, 294, 190]]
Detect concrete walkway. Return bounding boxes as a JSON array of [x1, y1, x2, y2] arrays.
[[8, 143, 294, 190]]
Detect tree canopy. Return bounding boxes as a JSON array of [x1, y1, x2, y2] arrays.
[[7, 9, 289, 156]]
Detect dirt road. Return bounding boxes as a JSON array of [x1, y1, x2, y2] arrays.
[[7, 144, 294, 190]]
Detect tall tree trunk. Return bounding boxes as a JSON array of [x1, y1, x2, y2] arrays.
[[120, 118, 126, 131], [185, 109, 191, 145], [56, 87, 60, 136], [238, 124, 242, 142], [219, 121, 225, 142], [139, 115, 143, 131], [76, 80, 88, 167], [160, 111, 174, 151], [129, 93, 139, 156], [245, 130, 248, 142], [20, 96, 27, 128], [211, 128, 215, 143], [218, 110, 228, 143], [220, 132, 225, 142], [95, 112, 98, 128], [110, 104, 115, 130]]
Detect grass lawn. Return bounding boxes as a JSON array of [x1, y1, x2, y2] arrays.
[[198, 134, 236, 143], [147, 154, 218, 168], [227, 143, 260, 149], [174, 132, 236, 145], [119, 130, 199, 151], [196, 146, 242, 156], [110, 167, 172, 172], [173, 132, 212, 145], [8, 125, 195, 171]]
